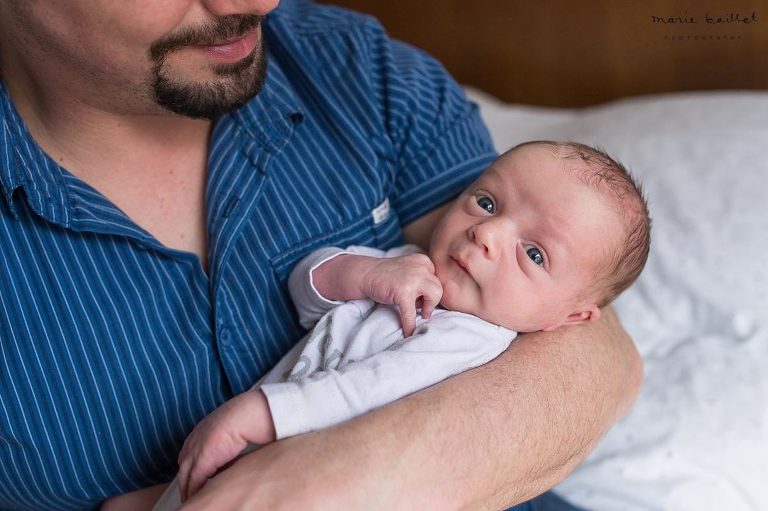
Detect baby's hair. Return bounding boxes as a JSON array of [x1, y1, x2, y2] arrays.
[[507, 140, 652, 307]]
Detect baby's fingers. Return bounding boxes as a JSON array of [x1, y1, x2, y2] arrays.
[[185, 457, 218, 502], [418, 276, 443, 320], [177, 444, 217, 502], [399, 300, 417, 337], [401, 276, 442, 335], [420, 288, 442, 320], [177, 459, 191, 502]]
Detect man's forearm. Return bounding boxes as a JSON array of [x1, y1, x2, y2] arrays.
[[342, 305, 642, 509]]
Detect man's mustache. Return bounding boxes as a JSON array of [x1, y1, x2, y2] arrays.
[[149, 15, 262, 62]]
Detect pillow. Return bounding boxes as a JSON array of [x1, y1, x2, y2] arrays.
[[466, 88, 768, 511]]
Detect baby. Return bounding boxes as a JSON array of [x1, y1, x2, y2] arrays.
[[119, 140, 651, 510]]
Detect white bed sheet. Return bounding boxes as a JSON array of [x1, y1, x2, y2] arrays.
[[466, 88, 768, 511]]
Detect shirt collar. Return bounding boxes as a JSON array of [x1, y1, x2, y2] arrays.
[[0, 18, 304, 222], [0, 80, 70, 224], [227, 18, 305, 155]]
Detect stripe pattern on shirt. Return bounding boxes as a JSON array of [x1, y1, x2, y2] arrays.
[[0, 1, 497, 508]]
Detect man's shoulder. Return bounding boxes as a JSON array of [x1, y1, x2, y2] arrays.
[[269, 0, 385, 39]]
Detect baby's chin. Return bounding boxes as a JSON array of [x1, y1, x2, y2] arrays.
[[436, 280, 467, 312]]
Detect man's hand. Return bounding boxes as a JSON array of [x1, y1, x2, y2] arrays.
[[177, 389, 276, 502], [313, 253, 443, 336]]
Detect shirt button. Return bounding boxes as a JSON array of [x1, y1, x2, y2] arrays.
[[219, 327, 232, 346]]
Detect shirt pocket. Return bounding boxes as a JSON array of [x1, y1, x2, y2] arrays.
[[270, 197, 403, 285]]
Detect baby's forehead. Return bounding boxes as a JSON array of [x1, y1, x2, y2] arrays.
[[507, 142, 600, 173], [495, 144, 629, 252], [502, 144, 631, 207], [485, 144, 605, 193]]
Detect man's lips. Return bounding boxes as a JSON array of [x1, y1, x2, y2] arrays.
[[192, 27, 260, 63]]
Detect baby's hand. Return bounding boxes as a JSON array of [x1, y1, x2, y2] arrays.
[[177, 389, 275, 502], [358, 254, 443, 336]]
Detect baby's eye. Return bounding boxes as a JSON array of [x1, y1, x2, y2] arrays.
[[525, 245, 545, 266], [475, 195, 495, 214]]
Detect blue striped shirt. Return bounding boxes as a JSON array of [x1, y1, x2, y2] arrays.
[[0, 1, 496, 508]]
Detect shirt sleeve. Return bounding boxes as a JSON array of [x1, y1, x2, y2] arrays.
[[267, 5, 497, 226], [370, 34, 499, 225], [260, 310, 516, 440], [287, 244, 424, 329]]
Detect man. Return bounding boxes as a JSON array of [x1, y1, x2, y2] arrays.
[[0, 0, 642, 509]]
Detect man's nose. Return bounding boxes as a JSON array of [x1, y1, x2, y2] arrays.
[[468, 219, 511, 260], [202, 0, 280, 17]]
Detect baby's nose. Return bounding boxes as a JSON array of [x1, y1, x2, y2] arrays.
[[469, 220, 507, 259]]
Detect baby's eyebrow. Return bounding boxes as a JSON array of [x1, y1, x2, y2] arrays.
[[543, 215, 574, 266], [480, 170, 509, 197]]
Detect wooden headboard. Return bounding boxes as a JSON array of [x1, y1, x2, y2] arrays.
[[320, 0, 768, 106]]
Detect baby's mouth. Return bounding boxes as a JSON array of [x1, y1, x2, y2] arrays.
[[452, 255, 471, 275]]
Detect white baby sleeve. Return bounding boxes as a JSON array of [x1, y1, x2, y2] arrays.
[[287, 246, 349, 330], [287, 244, 423, 329], [260, 310, 516, 440]]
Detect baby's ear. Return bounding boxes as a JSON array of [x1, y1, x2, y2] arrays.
[[542, 305, 602, 331]]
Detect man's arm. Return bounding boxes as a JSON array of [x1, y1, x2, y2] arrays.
[[384, 305, 642, 508]]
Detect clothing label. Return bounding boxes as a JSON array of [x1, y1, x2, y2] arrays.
[[372, 198, 390, 225]]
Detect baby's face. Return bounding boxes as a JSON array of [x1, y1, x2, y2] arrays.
[[428, 144, 623, 332]]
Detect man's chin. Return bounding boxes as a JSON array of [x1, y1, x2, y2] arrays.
[[152, 48, 267, 119], [154, 81, 257, 119]]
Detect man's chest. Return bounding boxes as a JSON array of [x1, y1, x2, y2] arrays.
[[0, 143, 405, 506], [78, 163, 209, 271]]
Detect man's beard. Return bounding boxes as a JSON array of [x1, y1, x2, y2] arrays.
[[149, 15, 267, 120]]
